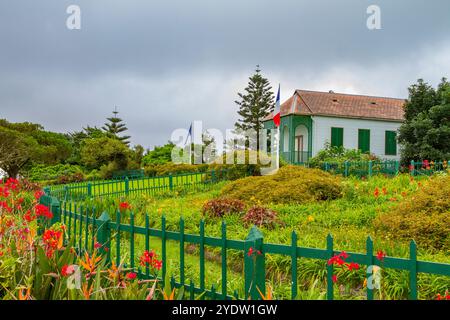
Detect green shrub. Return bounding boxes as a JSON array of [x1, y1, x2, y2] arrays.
[[25, 163, 85, 182], [144, 163, 201, 176], [220, 165, 343, 205], [373, 175, 450, 251], [308, 142, 379, 168], [243, 205, 282, 229], [202, 198, 246, 218]]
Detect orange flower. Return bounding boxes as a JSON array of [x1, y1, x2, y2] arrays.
[[79, 251, 102, 274], [82, 282, 93, 300], [373, 188, 380, 198], [18, 287, 32, 300]]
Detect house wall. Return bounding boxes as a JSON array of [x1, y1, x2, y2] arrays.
[[311, 116, 402, 160]]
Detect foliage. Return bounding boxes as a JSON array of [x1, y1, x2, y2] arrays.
[[66, 126, 108, 165], [144, 163, 207, 177], [129, 145, 145, 169], [143, 142, 175, 166], [243, 205, 282, 229], [398, 78, 450, 165], [25, 164, 85, 183], [0, 179, 166, 300], [374, 175, 450, 251], [202, 198, 245, 218], [80, 137, 130, 173], [102, 109, 131, 145], [220, 165, 343, 205], [234, 65, 275, 150], [0, 120, 72, 178], [308, 142, 379, 167]]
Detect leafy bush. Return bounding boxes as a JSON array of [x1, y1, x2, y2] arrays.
[[373, 175, 450, 250], [144, 163, 205, 177], [142, 143, 175, 166], [220, 165, 343, 205], [25, 164, 86, 184], [202, 198, 246, 218], [243, 206, 282, 229], [308, 142, 379, 167]]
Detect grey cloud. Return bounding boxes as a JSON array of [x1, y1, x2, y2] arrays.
[[0, 0, 449, 148]]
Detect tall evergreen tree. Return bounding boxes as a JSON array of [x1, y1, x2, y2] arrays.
[[234, 66, 275, 151], [102, 107, 131, 145]]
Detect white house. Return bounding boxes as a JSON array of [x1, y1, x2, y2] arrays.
[[263, 89, 405, 163]]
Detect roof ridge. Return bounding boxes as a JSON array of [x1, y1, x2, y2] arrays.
[[294, 91, 314, 114], [295, 89, 406, 101]]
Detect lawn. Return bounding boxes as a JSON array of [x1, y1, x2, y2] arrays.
[[90, 172, 449, 300]]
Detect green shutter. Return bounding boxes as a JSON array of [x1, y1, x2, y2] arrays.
[[331, 127, 343, 147], [385, 131, 397, 155], [358, 129, 370, 153]]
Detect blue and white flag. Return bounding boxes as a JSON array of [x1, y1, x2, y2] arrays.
[[184, 123, 192, 145]]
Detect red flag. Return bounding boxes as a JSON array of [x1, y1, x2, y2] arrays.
[[273, 84, 281, 127]]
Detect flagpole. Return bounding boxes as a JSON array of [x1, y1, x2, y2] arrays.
[[276, 126, 280, 170]]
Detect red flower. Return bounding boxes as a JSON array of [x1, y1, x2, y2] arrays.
[[126, 272, 137, 280], [373, 188, 380, 198], [61, 265, 75, 277], [42, 228, 63, 258], [247, 247, 254, 257], [346, 262, 360, 271], [409, 165, 414, 171], [35, 204, 53, 219], [94, 242, 102, 249], [34, 190, 44, 200], [376, 250, 386, 261], [327, 255, 344, 266], [338, 251, 349, 259], [139, 250, 162, 271], [119, 202, 131, 210], [332, 275, 338, 283], [382, 187, 387, 195]]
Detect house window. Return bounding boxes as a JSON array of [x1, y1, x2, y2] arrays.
[[331, 127, 344, 147], [358, 129, 370, 153], [385, 131, 397, 155]]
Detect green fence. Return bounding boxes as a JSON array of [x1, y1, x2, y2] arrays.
[[410, 160, 449, 176], [112, 169, 145, 180], [315, 160, 400, 178], [44, 169, 230, 201], [41, 196, 450, 300]]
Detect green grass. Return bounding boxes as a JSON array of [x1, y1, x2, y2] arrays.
[[68, 173, 450, 300], [50, 172, 208, 199]]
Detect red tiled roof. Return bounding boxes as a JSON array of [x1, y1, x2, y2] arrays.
[[266, 90, 405, 122]]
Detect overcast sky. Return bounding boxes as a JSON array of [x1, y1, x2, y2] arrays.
[[0, 0, 449, 149]]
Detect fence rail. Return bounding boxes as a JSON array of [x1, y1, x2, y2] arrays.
[[410, 160, 449, 176], [44, 169, 230, 202], [40, 196, 450, 300], [112, 169, 145, 180]]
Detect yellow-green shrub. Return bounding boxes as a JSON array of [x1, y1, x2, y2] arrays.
[[220, 165, 343, 205], [373, 175, 450, 251]]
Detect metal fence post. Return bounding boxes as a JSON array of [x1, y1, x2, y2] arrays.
[[368, 160, 373, 177], [410, 160, 415, 176], [87, 182, 92, 197], [244, 226, 265, 300], [125, 177, 129, 195], [395, 160, 400, 175], [97, 211, 111, 262], [409, 240, 418, 300], [169, 175, 173, 191], [50, 197, 61, 225], [43, 187, 51, 196], [211, 170, 216, 183]]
